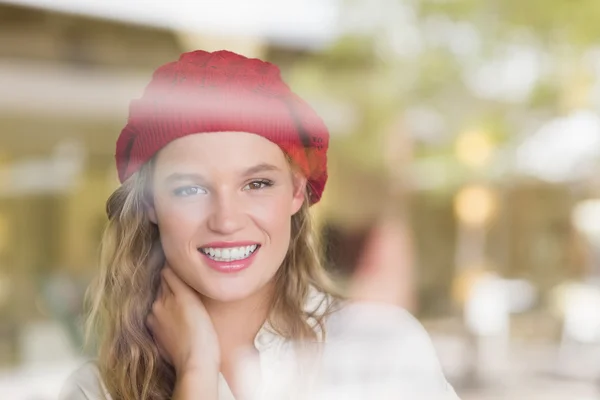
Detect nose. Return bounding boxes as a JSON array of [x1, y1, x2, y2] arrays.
[[206, 192, 246, 235]]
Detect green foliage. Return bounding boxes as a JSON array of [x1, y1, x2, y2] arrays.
[[418, 0, 600, 46], [292, 0, 597, 192]]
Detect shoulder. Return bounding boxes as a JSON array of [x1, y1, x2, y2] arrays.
[[305, 290, 442, 365], [304, 286, 336, 316], [327, 301, 433, 339], [325, 301, 438, 355], [59, 361, 110, 400], [324, 301, 460, 398]]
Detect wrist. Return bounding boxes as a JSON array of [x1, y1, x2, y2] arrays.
[[173, 367, 219, 400], [177, 361, 219, 381]]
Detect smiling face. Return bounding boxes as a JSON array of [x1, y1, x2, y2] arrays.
[[148, 131, 306, 303]]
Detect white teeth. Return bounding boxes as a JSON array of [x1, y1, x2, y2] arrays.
[[200, 245, 258, 262]]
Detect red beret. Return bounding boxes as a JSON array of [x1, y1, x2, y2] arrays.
[[116, 50, 329, 204]]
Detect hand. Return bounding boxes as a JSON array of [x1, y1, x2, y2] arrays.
[[146, 264, 220, 375]]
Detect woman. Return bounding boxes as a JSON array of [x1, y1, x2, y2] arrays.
[[60, 50, 458, 399]]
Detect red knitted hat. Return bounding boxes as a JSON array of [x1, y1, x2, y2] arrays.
[[115, 50, 329, 204]]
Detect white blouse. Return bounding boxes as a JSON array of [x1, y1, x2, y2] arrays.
[[59, 290, 460, 400]]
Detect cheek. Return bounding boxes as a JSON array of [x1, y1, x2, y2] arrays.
[[250, 196, 293, 244], [154, 197, 206, 249]]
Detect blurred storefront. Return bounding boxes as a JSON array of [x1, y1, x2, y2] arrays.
[[0, 0, 595, 355]]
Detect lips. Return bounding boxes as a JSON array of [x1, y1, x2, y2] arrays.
[[198, 241, 261, 273]]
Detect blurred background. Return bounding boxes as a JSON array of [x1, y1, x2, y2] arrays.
[[1, 0, 600, 398]]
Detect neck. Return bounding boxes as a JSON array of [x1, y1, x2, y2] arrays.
[[201, 283, 275, 354]]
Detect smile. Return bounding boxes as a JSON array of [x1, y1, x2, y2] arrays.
[[199, 244, 259, 262]]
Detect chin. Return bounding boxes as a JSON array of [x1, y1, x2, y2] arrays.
[[199, 276, 270, 303]]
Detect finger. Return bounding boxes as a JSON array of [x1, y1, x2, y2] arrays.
[[348, 219, 415, 309], [155, 341, 172, 365], [146, 312, 156, 333], [145, 314, 172, 365], [148, 297, 164, 328]]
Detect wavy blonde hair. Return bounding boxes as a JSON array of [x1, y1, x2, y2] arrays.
[[85, 158, 340, 400]]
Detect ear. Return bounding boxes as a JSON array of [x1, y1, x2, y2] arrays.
[[291, 172, 307, 215], [144, 198, 158, 224]]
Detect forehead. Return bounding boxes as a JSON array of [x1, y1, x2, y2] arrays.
[[153, 131, 288, 176]]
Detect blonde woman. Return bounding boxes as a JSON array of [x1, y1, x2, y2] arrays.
[[60, 50, 459, 400]]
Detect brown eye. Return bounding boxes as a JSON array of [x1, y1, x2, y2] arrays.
[[243, 179, 273, 191]]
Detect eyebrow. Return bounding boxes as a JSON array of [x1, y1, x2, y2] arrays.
[[163, 172, 206, 185], [163, 163, 281, 184], [242, 163, 281, 176]]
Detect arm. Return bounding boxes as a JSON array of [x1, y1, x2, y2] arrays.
[[172, 369, 219, 400]]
